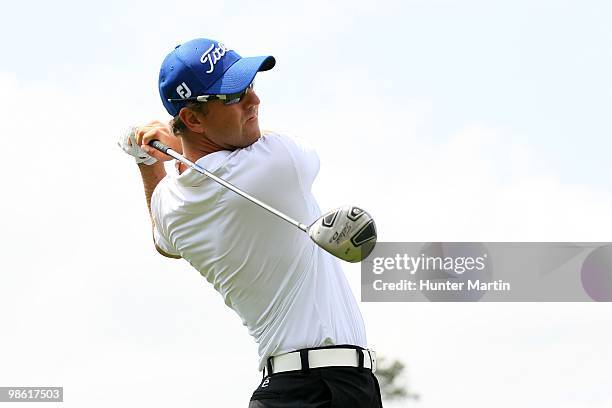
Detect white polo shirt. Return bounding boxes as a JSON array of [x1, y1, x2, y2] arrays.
[[151, 132, 367, 370]]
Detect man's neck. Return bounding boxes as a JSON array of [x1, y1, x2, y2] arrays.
[[178, 136, 227, 175]]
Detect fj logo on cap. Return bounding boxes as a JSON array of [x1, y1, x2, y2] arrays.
[[200, 42, 230, 74], [176, 82, 192, 99]]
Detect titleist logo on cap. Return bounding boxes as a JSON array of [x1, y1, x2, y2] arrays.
[[200, 43, 231, 74]]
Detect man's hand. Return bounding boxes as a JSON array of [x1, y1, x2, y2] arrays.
[[118, 121, 182, 164], [118, 125, 157, 165]]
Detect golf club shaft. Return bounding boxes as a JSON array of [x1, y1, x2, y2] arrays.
[[149, 140, 309, 232]]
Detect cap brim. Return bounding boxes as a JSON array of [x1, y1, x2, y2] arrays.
[[205, 55, 275, 94]]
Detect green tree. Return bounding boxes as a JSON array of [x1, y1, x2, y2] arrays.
[[375, 357, 420, 404]]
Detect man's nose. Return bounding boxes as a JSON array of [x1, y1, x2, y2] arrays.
[[243, 87, 260, 106]]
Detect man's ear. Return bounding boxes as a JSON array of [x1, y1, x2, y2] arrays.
[[179, 107, 206, 133]]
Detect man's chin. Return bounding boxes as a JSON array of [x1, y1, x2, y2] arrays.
[[236, 133, 261, 148], [244, 127, 262, 146]]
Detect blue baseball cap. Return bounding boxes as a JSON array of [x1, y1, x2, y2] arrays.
[[158, 38, 276, 116]]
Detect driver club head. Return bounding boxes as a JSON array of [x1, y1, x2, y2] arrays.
[[308, 206, 377, 263]]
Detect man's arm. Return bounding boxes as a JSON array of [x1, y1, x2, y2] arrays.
[[137, 162, 181, 259], [138, 161, 166, 217], [121, 121, 183, 259]]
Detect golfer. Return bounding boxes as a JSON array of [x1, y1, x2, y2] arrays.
[[119, 37, 383, 408]]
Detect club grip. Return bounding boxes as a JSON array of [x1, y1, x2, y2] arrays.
[[149, 139, 170, 154]]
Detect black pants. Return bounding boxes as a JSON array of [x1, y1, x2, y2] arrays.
[[248, 367, 384, 408]]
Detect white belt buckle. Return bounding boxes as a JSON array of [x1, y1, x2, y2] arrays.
[[367, 349, 377, 373]]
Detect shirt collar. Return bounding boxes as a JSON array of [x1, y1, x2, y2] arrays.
[[171, 150, 233, 186]]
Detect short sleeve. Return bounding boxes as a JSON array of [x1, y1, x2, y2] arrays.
[[151, 182, 180, 257], [152, 219, 180, 256]]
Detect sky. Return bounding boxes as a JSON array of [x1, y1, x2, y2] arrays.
[[1, 0, 611, 407]]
